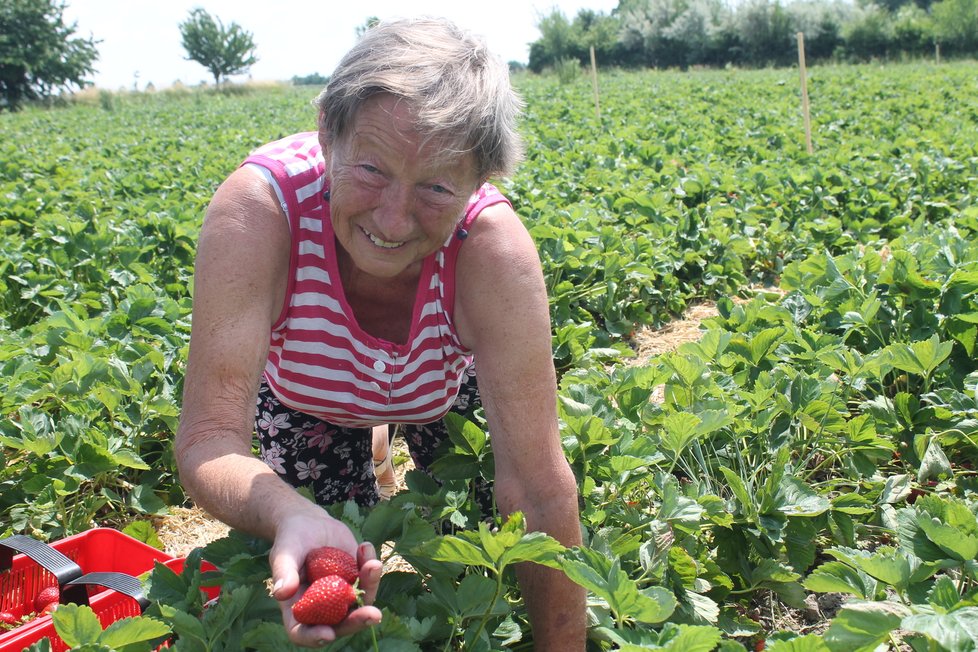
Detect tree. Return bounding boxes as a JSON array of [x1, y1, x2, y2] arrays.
[[179, 8, 257, 86], [841, 4, 895, 59], [291, 72, 329, 86], [0, 0, 99, 111], [356, 16, 379, 39], [931, 0, 978, 55], [529, 9, 575, 72], [529, 8, 623, 72]]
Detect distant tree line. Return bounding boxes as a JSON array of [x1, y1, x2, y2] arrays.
[[529, 0, 978, 70]]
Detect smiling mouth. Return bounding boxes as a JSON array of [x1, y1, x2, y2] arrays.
[[360, 226, 405, 249]]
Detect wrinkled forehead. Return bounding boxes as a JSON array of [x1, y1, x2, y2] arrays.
[[328, 94, 476, 173]]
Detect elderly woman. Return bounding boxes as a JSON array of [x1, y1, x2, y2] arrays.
[[174, 17, 584, 649]]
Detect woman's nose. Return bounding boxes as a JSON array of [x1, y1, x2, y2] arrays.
[[373, 184, 414, 240]]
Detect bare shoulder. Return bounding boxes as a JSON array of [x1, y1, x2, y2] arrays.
[[457, 200, 541, 282], [194, 165, 292, 328], [203, 166, 289, 240], [454, 201, 549, 352]]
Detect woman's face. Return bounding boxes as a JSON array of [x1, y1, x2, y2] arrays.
[[323, 94, 480, 282]]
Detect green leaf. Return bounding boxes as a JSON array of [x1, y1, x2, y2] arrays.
[[917, 515, 978, 562], [831, 493, 874, 515], [719, 466, 754, 517], [664, 355, 708, 388], [825, 547, 913, 590], [778, 476, 831, 517], [880, 474, 911, 504], [886, 334, 953, 378], [658, 623, 723, 651], [660, 411, 702, 456], [681, 588, 720, 624], [918, 438, 953, 484], [98, 616, 171, 647], [754, 558, 801, 584], [128, 483, 168, 515], [677, 328, 732, 361], [947, 314, 978, 356], [897, 506, 953, 563], [784, 518, 818, 575], [748, 326, 786, 365], [420, 536, 490, 569], [766, 635, 832, 651], [51, 604, 105, 647], [110, 448, 150, 470], [558, 395, 593, 418], [803, 561, 876, 599], [457, 574, 508, 619], [430, 453, 482, 481], [903, 608, 978, 651], [498, 531, 565, 570], [444, 412, 486, 456], [241, 622, 302, 651], [122, 520, 164, 549], [824, 601, 911, 652], [559, 548, 676, 623], [928, 575, 962, 612]]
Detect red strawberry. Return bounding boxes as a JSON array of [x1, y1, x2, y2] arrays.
[[304, 546, 358, 585], [40, 602, 57, 615], [0, 611, 18, 626], [291, 575, 358, 626], [34, 586, 59, 612]]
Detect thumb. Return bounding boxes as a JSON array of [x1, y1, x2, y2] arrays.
[[269, 540, 304, 601]]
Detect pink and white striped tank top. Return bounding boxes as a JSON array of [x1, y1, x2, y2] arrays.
[[242, 132, 510, 427]]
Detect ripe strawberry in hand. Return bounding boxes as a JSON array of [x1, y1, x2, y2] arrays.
[[304, 546, 358, 585], [291, 575, 358, 626], [34, 586, 60, 612]]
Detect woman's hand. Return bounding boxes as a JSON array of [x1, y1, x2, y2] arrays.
[[269, 514, 383, 647]]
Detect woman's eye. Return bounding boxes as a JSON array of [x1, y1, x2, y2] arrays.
[[429, 184, 450, 195], [360, 164, 380, 174]]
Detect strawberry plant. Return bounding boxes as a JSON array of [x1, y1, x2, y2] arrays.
[[2, 62, 978, 649]]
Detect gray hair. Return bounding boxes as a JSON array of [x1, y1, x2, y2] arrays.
[[314, 17, 524, 181]]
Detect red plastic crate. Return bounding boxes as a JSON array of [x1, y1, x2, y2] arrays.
[[1, 557, 219, 652], [0, 529, 198, 652]]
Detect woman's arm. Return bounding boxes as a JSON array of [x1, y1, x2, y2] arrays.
[[455, 202, 586, 650], [175, 168, 381, 646]]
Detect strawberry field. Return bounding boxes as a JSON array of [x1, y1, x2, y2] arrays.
[[2, 61, 978, 650]]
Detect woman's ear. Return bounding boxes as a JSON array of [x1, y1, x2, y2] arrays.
[[317, 129, 332, 167]]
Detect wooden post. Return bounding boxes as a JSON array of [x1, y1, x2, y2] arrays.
[[935, 42, 941, 64], [589, 45, 601, 120], [797, 32, 813, 155]]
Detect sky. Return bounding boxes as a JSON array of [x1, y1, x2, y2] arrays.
[[62, 1, 620, 91]]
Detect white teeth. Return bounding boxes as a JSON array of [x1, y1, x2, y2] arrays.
[[363, 227, 404, 249]]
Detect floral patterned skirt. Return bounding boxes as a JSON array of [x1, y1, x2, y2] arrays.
[[255, 366, 482, 506]]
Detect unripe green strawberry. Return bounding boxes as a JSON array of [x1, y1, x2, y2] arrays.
[[304, 546, 358, 585], [34, 586, 59, 612], [291, 575, 358, 626]]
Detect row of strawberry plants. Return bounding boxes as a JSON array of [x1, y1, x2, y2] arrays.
[[1, 62, 977, 649], [33, 222, 977, 649], [512, 64, 978, 369]]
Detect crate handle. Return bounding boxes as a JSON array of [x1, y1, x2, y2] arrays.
[[65, 572, 150, 612], [0, 535, 88, 605]]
